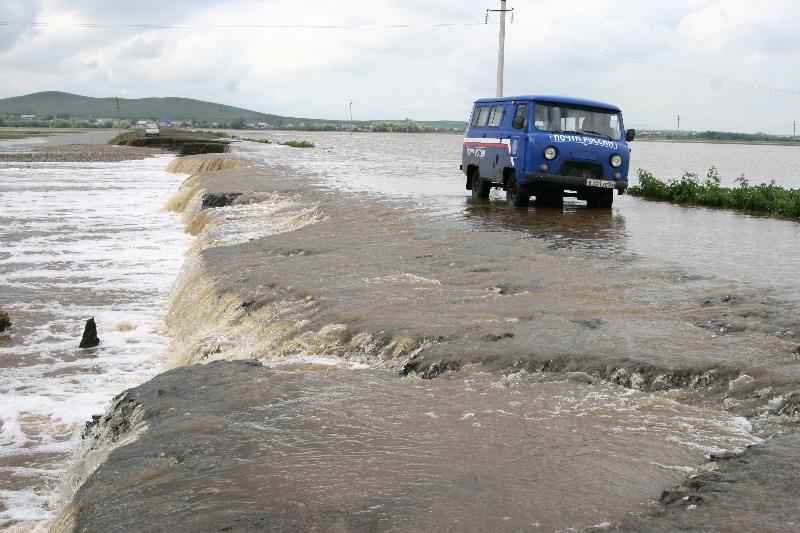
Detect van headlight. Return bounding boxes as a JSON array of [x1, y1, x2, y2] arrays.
[[610, 154, 623, 168], [544, 146, 557, 160]]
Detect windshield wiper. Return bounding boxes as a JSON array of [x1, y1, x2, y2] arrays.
[[582, 130, 612, 139]]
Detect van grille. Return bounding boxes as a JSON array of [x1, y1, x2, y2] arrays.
[[560, 161, 603, 180]]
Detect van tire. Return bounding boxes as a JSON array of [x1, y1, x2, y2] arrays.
[[534, 194, 564, 207], [506, 172, 529, 207], [471, 169, 491, 198], [586, 190, 613, 208]]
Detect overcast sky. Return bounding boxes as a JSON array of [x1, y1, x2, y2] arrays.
[[1, 0, 799, 134]]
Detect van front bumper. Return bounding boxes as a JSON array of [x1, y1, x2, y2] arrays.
[[525, 172, 628, 192]]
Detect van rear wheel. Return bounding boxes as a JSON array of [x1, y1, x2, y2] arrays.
[[506, 172, 529, 207], [471, 169, 491, 198]]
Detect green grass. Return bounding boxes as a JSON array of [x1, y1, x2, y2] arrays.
[[108, 131, 139, 145], [0, 126, 98, 139], [232, 135, 314, 148], [205, 131, 233, 138], [629, 167, 800, 218], [0, 130, 42, 139], [278, 140, 314, 148]]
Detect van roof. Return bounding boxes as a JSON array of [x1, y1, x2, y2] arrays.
[[473, 95, 621, 112]]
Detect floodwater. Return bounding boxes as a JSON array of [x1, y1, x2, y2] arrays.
[[2, 132, 800, 532], [0, 145, 193, 531]]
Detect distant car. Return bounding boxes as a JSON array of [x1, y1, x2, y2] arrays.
[[144, 123, 160, 136]]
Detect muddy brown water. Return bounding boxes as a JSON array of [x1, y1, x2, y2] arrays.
[[4, 132, 800, 531], [0, 143, 192, 532]]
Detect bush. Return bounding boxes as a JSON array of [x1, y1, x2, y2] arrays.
[[628, 167, 800, 218], [108, 131, 139, 145], [279, 140, 314, 148]]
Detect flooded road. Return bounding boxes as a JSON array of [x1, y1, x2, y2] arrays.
[[256, 131, 800, 301], [61, 134, 800, 532], [59, 363, 757, 532], [3, 132, 800, 531]]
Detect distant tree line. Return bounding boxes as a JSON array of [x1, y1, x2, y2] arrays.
[[695, 131, 794, 142], [643, 130, 798, 143], [0, 115, 120, 129], [288, 122, 343, 131], [0, 109, 458, 134], [369, 120, 432, 133], [210, 118, 438, 133]]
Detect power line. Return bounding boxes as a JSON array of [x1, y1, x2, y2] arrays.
[[0, 21, 485, 30], [729, 0, 799, 20], [507, 25, 800, 96], [562, 0, 800, 70]]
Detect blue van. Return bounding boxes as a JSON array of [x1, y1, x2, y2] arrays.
[[462, 95, 635, 208]]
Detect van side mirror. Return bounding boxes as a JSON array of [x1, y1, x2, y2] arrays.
[[512, 116, 526, 130], [625, 129, 636, 142]]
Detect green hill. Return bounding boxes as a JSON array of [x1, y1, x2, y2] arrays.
[[0, 91, 467, 130], [0, 91, 284, 123]]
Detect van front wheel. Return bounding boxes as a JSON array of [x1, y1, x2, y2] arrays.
[[471, 169, 491, 198], [506, 173, 529, 207], [586, 190, 613, 208]]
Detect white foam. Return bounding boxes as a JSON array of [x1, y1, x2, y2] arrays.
[[269, 353, 369, 370], [0, 488, 53, 524], [197, 195, 324, 249], [0, 155, 193, 529]]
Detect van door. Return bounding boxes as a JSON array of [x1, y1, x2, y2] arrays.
[[486, 104, 506, 183], [509, 102, 528, 181]]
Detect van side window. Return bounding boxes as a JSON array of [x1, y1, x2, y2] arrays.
[[488, 105, 503, 128], [512, 104, 528, 130], [471, 106, 490, 127]]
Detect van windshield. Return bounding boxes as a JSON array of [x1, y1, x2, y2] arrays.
[[533, 103, 622, 141]]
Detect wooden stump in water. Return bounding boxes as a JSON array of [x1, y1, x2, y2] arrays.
[[79, 317, 100, 348], [0, 309, 11, 332]]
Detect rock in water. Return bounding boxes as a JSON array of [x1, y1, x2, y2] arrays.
[[201, 192, 242, 210], [0, 310, 11, 332], [79, 317, 100, 348]]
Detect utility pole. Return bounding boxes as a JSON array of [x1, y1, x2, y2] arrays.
[[794, 120, 796, 142], [677, 115, 680, 133], [496, 0, 507, 97], [349, 102, 353, 135], [487, 1, 513, 97], [115, 96, 121, 135]]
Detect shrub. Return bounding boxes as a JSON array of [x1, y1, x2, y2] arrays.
[[108, 131, 138, 145], [628, 167, 800, 218], [279, 140, 314, 148]]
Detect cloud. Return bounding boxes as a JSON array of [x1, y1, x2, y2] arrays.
[[0, 1, 41, 53], [118, 38, 164, 60], [0, 0, 798, 133]]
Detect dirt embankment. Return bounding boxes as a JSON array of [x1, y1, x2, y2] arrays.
[[0, 128, 232, 162], [121, 129, 232, 156]]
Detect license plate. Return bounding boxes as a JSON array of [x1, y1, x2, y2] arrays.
[[586, 178, 615, 189]]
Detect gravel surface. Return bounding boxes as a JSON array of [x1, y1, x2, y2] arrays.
[[0, 130, 166, 162], [0, 143, 164, 163]]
